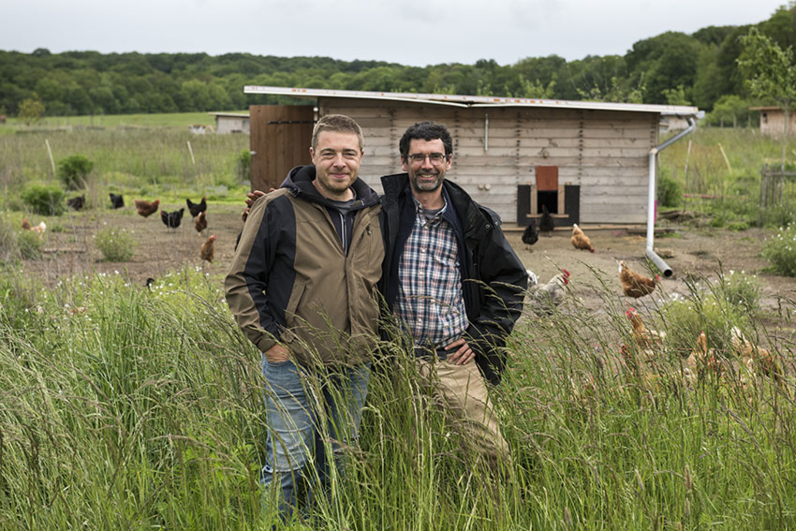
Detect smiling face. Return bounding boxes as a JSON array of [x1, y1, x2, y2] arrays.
[[401, 138, 452, 196], [310, 130, 364, 201]]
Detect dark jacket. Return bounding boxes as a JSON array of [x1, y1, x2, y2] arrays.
[[379, 173, 527, 384], [225, 165, 384, 368]]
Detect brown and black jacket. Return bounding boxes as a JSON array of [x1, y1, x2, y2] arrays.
[[225, 165, 384, 368]]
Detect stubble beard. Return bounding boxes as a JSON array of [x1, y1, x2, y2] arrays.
[[410, 170, 443, 193]]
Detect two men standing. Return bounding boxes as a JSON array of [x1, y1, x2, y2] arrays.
[[226, 116, 527, 520]]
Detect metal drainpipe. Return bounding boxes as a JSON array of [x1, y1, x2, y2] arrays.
[[646, 116, 697, 278]]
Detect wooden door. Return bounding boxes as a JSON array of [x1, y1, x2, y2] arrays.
[[250, 105, 315, 192]]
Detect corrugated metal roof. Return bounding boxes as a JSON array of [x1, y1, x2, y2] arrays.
[[244, 85, 701, 116]]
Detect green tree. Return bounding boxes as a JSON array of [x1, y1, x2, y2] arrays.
[[17, 96, 45, 125], [739, 26, 796, 170]]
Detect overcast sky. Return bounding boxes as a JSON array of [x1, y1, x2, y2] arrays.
[[1, 0, 789, 66]]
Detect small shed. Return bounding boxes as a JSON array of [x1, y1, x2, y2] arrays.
[[245, 86, 700, 226], [749, 106, 796, 138], [210, 112, 250, 134]]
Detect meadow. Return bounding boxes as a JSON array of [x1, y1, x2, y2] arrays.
[[1, 117, 796, 529]]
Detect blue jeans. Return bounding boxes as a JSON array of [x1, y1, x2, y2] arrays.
[[260, 356, 370, 520]]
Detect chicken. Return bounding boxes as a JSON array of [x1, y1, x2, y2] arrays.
[[134, 199, 160, 218], [522, 219, 539, 249], [539, 205, 555, 235], [526, 269, 570, 316], [109, 193, 125, 209], [30, 221, 47, 239], [730, 326, 782, 384], [21, 218, 31, 230], [571, 223, 595, 252], [625, 307, 666, 350], [66, 194, 85, 211], [194, 211, 207, 233], [686, 331, 722, 379], [200, 234, 216, 263], [186, 196, 207, 218], [619, 261, 659, 298], [160, 208, 185, 229]]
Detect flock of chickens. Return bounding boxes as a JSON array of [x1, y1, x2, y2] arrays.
[[22, 193, 216, 264], [520, 207, 782, 394]]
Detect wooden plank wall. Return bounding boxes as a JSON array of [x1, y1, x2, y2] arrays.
[[321, 99, 658, 224]]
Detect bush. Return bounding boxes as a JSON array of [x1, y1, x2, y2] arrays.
[[0, 217, 21, 261], [657, 173, 682, 208], [21, 181, 65, 216], [94, 226, 135, 262], [235, 149, 251, 182], [762, 223, 796, 277], [58, 154, 94, 190], [18, 230, 43, 260], [717, 270, 761, 312]]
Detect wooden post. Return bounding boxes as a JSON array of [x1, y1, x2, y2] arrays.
[[45, 139, 55, 175], [718, 143, 732, 172]]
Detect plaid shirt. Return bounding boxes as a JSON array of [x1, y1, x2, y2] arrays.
[[395, 196, 468, 349]]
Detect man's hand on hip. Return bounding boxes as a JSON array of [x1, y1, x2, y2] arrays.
[[264, 343, 291, 363], [443, 338, 475, 365]]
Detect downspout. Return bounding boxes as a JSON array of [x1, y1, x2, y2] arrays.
[[646, 116, 697, 278]]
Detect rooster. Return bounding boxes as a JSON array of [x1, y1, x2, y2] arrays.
[[526, 269, 570, 316], [134, 199, 160, 218], [539, 205, 555, 236], [161, 208, 185, 230], [571, 224, 595, 253], [619, 261, 659, 298], [730, 326, 782, 384], [194, 211, 207, 234], [521, 219, 539, 249], [200, 234, 216, 263], [109, 193, 124, 209], [30, 221, 47, 239], [625, 307, 666, 350], [186, 196, 207, 218], [66, 194, 85, 211]]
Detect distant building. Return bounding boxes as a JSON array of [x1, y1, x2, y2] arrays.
[[750, 106, 796, 137], [245, 86, 700, 225], [210, 112, 250, 134]]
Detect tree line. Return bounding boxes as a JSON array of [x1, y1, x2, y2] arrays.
[[1, 4, 794, 125]]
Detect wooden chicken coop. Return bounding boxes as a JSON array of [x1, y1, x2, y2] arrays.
[[245, 86, 700, 226]]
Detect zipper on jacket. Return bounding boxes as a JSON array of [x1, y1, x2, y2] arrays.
[[339, 211, 347, 254]]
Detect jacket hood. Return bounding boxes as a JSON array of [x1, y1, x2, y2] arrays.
[[283, 165, 381, 209]]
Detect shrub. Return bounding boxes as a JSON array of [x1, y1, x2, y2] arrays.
[[58, 154, 94, 190], [235, 149, 251, 182], [94, 226, 135, 262], [0, 217, 21, 261], [762, 223, 796, 277], [727, 221, 749, 232], [18, 230, 43, 260], [21, 181, 65, 216], [661, 293, 747, 360], [717, 270, 761, 312], [657, 173, 682, 208]]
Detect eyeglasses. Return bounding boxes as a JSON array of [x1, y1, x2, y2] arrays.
[[407, 152, 448, 165]]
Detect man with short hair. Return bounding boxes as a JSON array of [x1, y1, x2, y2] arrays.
[[380, 121, 527, 472], [225, 114, 384, 520]]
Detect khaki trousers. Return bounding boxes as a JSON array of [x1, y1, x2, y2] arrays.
[[415, 357, 510, 473]]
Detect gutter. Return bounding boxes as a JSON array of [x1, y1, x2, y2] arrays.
[[645, 116, 698, 278]]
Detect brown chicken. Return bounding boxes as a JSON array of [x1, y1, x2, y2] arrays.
[[194, 211, 207, 233], [619, 261, 659, 298], [570, 224, 595, 253], [134, 199, 160, 218], [686, 331, 722, 380], [200, 234, 216, 263], [626, 307, 666, 350], [730, 326, 782, 384], [21, 218, 31, 230]]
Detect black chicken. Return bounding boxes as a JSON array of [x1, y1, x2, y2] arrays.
[[186, 196, 207, 218], [109, 193, 124, 209], [161, 208, 185, 229], [539, 205, 555, 236], [66, 194, 85, 211], [522, 218, 539, 248]]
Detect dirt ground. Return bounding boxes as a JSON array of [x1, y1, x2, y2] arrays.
[[23, 203, 796, 328]]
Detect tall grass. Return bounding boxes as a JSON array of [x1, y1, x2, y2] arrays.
[[1, 265, 794, 529]]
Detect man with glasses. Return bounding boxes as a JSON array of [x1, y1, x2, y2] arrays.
[[380, 121, 527, 473]]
